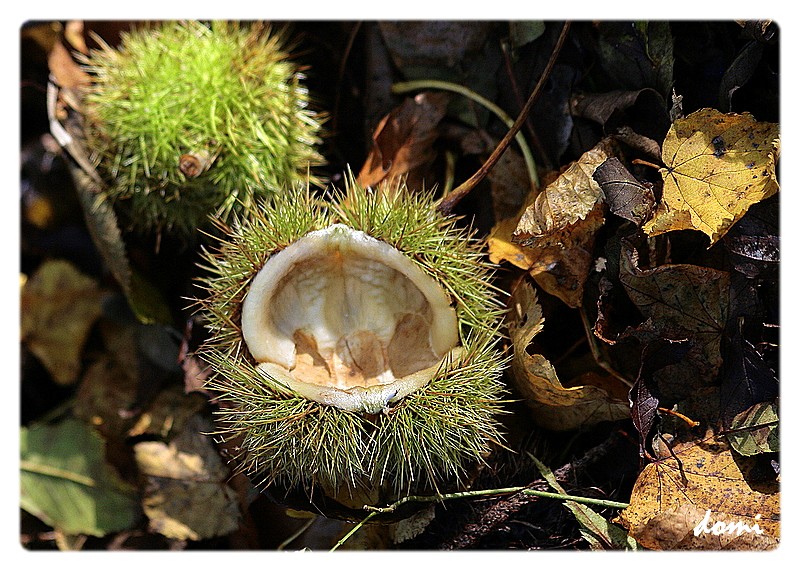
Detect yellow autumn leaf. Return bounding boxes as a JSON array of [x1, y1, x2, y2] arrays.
[[513, 138, 613, 243], [617, 433, 779, 550], [507, 281, 630, 431], [644, 108, 779, 244]]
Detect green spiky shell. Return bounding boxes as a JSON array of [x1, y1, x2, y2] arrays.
[[81, 20, 324, 237], [196, 178, 508, 506]]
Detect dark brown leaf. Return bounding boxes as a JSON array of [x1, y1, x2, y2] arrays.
[[570, 88, 670, 143], [356, 92, 449, 190], [593, 157, 655, 226], [719, 41, 764, 112], [619, 240, 730, 403]]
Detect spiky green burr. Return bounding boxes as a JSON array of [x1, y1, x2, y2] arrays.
[[196, 178, 508, 510], [80, 20, 324, 237]]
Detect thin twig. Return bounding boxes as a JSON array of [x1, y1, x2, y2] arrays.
[[329, 511, 377, 551], [657, 407, 700, 428], [331, 481, 628, 550], [332, 22, 362, 135], [361, 486, 627, 515], [436, 21, 571, 216], [500, 38, 553, 172], [441, 431, 625, 549]]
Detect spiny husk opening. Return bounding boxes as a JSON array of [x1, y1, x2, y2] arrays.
[[197, 177, 508, 497]]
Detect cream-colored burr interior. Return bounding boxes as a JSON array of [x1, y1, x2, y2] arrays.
[[241, 224, 460, 412]]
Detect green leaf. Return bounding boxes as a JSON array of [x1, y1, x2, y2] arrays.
[[727, 400, 779, 456], [20, 418, 140, 536], [529, 454, 639, 550]]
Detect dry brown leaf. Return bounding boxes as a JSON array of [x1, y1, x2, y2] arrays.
[[488, 207, 601, 309], [507, 139, 616, 307], [134, 415, 240, 541], [644, 108, 780, 244], [74, 319, 207, 441], [513, 138, 614, 243], [619, 240, 729, 401], [507, 281, 630, 431], [617, 433, 779, 550], [356, 92, 449, 190], [20, 260, 105, 385]]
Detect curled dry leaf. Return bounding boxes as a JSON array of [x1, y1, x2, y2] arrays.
[[592, 157, 655, 226], [513, 138, 614, 241], [617, 433, 779, 550], [20, 259, 105, 385], [356, 91, 449, 191], [643, 108, 780, 244], [507, 281, 629, 431], [504, 138, 615, 307]]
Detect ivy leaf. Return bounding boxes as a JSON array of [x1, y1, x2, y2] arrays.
[[643, 108, 780, 244], [20, 418, 140, 537]]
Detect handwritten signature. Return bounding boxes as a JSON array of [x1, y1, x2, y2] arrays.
[[693, 509, 765, 537]]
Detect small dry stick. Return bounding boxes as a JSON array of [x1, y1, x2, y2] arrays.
[[436, 21, 572, 216], [657, 407, 700, 428]]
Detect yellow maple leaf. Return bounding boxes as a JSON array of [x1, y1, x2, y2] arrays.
[[617, 433, 779, 550], [644, 108, 779, 244]]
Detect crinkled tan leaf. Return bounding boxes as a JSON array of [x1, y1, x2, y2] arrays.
[[617, 433, 779, 550], [644, 108, 780, 244], [134, 415, 240, 541], [507, 281, 629, 431], [20, 417, 139, 537], [20, 260, 105, 385], [509, 139, 615, 307], [513, 139, 613, 242]]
